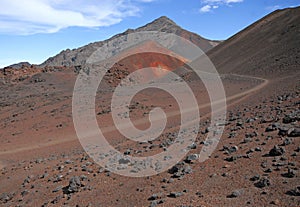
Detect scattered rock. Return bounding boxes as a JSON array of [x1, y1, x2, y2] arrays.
[[286, 186, 300, 196], [149, 199, 164, 207], [282, 168, 296, 178], [0, 193, 14, 203], [264, 168, 273, 173], [168, 192, 183, 198], [283, 113, 300, 124], [51, 195, 63, 204], [21, 190, 30, 197], [223, 145, 238, 154], [250, 175, 260, 181], [265, 124, 278, 132], [225, 155, 239, 162], [287, 128, 300, 137], [168, 162, 192, 178], [269, 145, 285, 156], [255, 178, 270, 188], [227, 189, 243, 198], [282, 138, 292, 146], [278, 125, 290, 136], [64, 176, 82, 194], [148, 193, 162, 201], [184, 154, 199, 163]]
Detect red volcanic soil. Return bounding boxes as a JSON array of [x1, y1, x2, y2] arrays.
[[0, 7, 300, 207], [0, 61, 299, 207]]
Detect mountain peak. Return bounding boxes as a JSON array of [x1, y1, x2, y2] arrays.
[[151, 16, 178, 26], [136, 16, 180, 33], [41, 16, 219, 67]]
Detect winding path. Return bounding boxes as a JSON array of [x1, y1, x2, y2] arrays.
[[0, 74, 269, 156]]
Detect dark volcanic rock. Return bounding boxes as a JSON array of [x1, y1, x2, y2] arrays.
[[64, 176, 82, 194], [283, 111, 300, 123], [282, 168, 296, 178], [255, 178, 271, 188], [227, 189, 243, 198], [286, 186, 300, 196], [0, 193, 14, 203], [168, 162, 192, 178], [184, 154, 199, 163], [168, 191, 183, 198], [288, 128, 300, 137], [269, 145, 285, 156]]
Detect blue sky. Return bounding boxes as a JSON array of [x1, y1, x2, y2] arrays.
[[0, 0, 299, 68]]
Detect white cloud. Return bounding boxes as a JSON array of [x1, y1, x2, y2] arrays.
[[200, 5, 212, 13], [200, 0, 243, 13], [0, 0, 153, 35]]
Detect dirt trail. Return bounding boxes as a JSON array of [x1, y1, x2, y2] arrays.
[[0, 74, 268, 155]]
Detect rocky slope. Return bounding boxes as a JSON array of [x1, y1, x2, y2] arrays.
[[40, 16, 220, 67], [207, 6, 300, 78]]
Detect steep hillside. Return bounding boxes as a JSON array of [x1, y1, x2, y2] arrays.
[[207, 6, 300, 78]]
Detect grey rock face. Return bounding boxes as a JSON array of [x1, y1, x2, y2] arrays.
[[40, 16, 219, 68]]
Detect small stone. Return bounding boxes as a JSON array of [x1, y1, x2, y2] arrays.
[[65, 176, 81, 194], [0, 193, 14, 203], [118, 158, 131, 164], [222, 172, 229, 177], [51, 195, 63, 204], [149, 199, 164, 207], [255, 147, 262, 152], [150, 200, 158, 207], [148, 194, 159, 201], [168, 192, 183, 198], [227, 189, 243, 198], [288, 128, 300, 137], [287, 186, 300, 196], [52, 186, 62, 193], [223, 145, 238, 154], [64, 160, 72, 164], [282, 168, 296, 178], [265, 124, 277, 132], [21, 190, 30, 197], [250, 175, 260, 181], [185, 154, 199, 163], [282, 138, 292, 146], [225, 156, 238, 162], [269, 145, 285, 156], [260, 161, 268, 168], [188, 143, 197, 149], [264, 168, 273, 173], [53, 174, 63, 182], [255, 178, 270, 188]]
